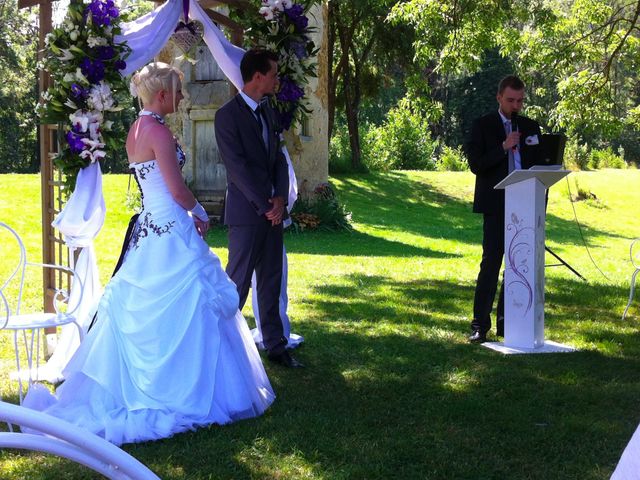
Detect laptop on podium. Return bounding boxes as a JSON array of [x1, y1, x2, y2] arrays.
[[539, 133, 566, 167]]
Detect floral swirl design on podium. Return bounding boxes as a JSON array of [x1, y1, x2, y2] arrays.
[[506, 212, 534, 315]]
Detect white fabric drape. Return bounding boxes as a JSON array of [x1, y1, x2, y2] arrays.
[[116, 0, 182, 77], [52, 161, 106, 248], [612, 424, 640, 479], [117, 0, 246, 91], [187, 0, 245, 90], [40, 162, 105, 382]]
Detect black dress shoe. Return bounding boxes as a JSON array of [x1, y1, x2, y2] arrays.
[[267, 350, 304, 368], [468, 330, 487, 343]]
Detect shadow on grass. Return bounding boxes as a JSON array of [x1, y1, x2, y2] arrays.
[[128, 329, 640, 480], [308, 274, 474, 331], [3, 277, 640, 479], [335, 172, 626, 248], [206, 226, 459, 259], [203, 172, 621, 261]]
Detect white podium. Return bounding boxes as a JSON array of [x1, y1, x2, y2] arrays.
[[482, 167, 576, 354]]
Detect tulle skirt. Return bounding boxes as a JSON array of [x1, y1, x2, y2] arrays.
[[24, 205, 274, 446]]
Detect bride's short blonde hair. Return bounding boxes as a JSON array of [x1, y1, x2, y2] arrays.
[[130, 62, 184, 107]]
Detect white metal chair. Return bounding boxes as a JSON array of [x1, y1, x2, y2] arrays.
[[0, 400, 160, 479], [0, 222, 84, 402], [622, 238, 640, 320]]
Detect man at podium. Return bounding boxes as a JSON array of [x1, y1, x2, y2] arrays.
[[465, 75, 545, 343]]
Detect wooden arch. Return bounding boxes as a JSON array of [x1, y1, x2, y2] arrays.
[[17, 0, 251, 314]]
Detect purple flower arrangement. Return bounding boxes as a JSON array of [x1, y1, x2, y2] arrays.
[[65, 130, 86, 154], [277, 76, 305, 103], [37, 0, 131, 192], [80, 58, 106, 83], [248, 1, 318, 131], [70, 83, 88, 100], [86, 0, 120, 27], [285, 4, 308, 32]]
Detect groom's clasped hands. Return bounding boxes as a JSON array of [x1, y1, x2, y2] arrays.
[[265, 196, 285, 226]]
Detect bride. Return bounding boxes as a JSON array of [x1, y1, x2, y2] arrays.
[[24, 62, 275, 446]]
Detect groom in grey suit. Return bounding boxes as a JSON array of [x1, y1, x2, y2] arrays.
[[215, 49, 303, 368]]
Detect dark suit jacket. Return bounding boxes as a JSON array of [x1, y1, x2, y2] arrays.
[[215, 94, 289, 225], [466, 111, 543, 214]]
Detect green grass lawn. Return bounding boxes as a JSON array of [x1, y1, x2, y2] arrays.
[[1, 169, 639, 479]]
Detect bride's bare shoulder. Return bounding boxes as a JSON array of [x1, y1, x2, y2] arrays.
[[126, 118, 171, 164]]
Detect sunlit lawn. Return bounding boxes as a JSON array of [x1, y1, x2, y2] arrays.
[[1, 169, 639, 479]]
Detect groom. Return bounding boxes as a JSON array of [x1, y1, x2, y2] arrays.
[[215, 49, 303, 368]]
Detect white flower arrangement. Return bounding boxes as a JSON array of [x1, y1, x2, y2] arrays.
[[38, 0, 130, 192]]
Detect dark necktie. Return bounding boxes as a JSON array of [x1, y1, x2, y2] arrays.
[[252, 104, 269, 148], [254, 104, 263, 133]]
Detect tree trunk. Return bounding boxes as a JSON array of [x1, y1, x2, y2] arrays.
[[328, 2, 356, 140], [345, 102, 361, 169], [327, 1, 336, 141], [343, 67, 361, 169]]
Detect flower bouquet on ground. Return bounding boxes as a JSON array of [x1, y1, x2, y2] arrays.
[[231, 0, 318, 131], [290, 183, 352, 232], [37, 0, 131, 192]]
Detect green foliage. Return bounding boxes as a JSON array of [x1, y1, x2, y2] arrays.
[[329, 119, 373, 173], [589, 147, 626, 170], [564, 138, 591, 170], [438, 49, 515, 147], [564, 139, 627, 170], [0, 0, 38, 173], [290, 182, 352, 232], [328, 0, 418, 168], [329, 124, 358, 173], [359, 77, 407, 126], [389, 0, 640, 158], [389, 0, 530, 75], [436, 145, 469, 171], [364, 99, 437, 170]]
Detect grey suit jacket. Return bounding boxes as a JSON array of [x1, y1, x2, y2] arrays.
[[215, 94, 289, 225]]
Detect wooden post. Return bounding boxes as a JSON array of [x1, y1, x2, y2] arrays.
[[230, 28, 243, 96], [37, 0, 57, 315]]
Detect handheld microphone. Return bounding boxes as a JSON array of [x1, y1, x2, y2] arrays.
[[510, 112, 519, 151]]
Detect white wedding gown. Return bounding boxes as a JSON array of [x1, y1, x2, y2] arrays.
[[24, 152, 275, 446]]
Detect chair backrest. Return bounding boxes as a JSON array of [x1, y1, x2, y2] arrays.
[[0, 400, 161, 480], [0, 222, 28, 320], [631, 239, 640, 270], [0, 222, 82, 320], [0, 289, 8, 331]]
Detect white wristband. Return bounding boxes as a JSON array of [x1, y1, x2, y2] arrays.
[[189, 201, 209, 222]]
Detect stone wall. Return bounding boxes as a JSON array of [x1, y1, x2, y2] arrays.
[[283, 2, 329, 199]]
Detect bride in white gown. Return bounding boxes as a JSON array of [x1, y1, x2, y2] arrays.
[[24, 62, 275, 446]]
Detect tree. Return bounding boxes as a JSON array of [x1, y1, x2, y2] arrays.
[[327, 0, 415, 169], [0, 0, 39, 173], [390, 0, 640, 152]]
